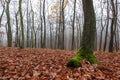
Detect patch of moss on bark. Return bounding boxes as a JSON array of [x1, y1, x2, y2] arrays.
[[67, 46, 99, 68]]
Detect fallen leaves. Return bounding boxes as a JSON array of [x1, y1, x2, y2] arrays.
[[0, 47, 120, 80]]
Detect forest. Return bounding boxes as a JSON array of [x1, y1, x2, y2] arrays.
[[0, 0, 120, 80]]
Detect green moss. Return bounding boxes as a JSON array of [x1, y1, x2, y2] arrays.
[[67, 46, 99, 68], [78, 46, 99, 64], [67, 55, 83, 68]]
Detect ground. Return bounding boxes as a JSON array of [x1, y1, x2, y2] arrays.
[[0, 47, 120, 80]]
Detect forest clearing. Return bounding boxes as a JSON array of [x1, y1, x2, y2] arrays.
[[0, 47, 120, 80]]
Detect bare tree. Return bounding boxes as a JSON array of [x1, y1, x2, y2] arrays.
[[109, 0, 118, 52], [71, 0, 76, 50], [43, 0, 46, 48], [26, 0, 30, 47], [19, 0, 24, 48], [103, 0, 110, 51], [0, 0, 5, 27], [5, 0, 12, 47], [99, 0, 106, 51], [14, 11, 19, 47]]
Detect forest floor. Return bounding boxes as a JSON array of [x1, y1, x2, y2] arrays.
[[0, 47, 120, 80]]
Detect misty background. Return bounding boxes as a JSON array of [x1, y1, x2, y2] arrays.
[[0, 0, 120, 51]]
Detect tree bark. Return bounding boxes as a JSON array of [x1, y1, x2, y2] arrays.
[[71, 0, 76, 50], [6, 0, 12, 47], [43, 0, 46, 48], [67, 0, 98, 68], [61, 0, 65, 49], [81, 0, 96, 50], [109, 0, 117, 52], [19, 0, 24, 48], [103, 0, 109, 51]]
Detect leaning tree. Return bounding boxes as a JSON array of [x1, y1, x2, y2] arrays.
[[67, 0, 98, 68]]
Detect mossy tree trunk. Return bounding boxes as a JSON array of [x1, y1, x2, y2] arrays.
[[67, 0, 98, 68]]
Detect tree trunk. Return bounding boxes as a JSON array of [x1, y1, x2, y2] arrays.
[[26, 0, 30, 47], [6, 0, 12, 47], [67, 0, 98, 68], [0, 1, 5, 28], [19, 0, 24, 48], [71, 0, 76, 50], [61, 0, 65, 49], [81, 0, 96, 50], [109, 0, 117, 52], [43, 0, 46, 48], [15, 11, 19, 47], [103, 0, 109, 51]]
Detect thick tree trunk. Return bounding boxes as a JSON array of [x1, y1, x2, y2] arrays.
[[67, 0, 98, 68], [81, 0, 96, 50]]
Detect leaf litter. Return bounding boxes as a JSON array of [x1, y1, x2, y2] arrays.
[[0, 47, 120, 80]]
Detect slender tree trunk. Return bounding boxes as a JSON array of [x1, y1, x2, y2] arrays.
[[58, 0, 62, 49], [40, 17, 43, 48], [26, 0, 29, 47], [71, 0, 76, 50], [19, 0, 24, 48], [0, 1, 5, 27], [15, 12, 19, 47], [103, 0, 109, 51], [99, 1, 105, 51], [109, 0, 117, 52], [6, 0, 12, 47], [31, 11, 35, 48], [115, 27, 119, 51], [43, 0, 46, 48], [50, 23, 52, 48], [61, 0, 65, 49], [113, 0, 118, 51]]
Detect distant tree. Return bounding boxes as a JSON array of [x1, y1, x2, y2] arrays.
[[43, 0, 46, 48], [71, 0, 76, 50], [26, 0, 30, 47], [67, 0, 98, 68], [19, 0, 24, 48], [109, 0, 118, 52], [0, 31, 4, 46], [0, 0, 5, 27], [61, 0, 65, 49], [29, 0, 36, 48], [14, 11, 19, 47], [38, 0, 43, 48], [103, 0, 110, 51], [99, 0, 106, 51]]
